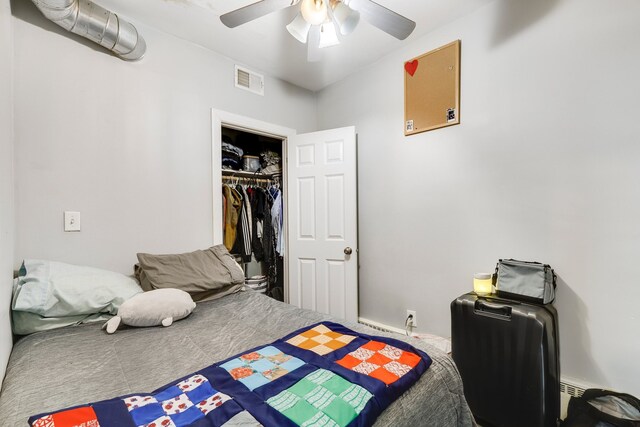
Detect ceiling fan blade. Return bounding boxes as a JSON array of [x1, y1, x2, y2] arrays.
[[220, 0, 299, 28], [307, 25, 321, 62], [346, 0, 416, 40]]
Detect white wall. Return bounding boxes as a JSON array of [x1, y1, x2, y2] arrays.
[[11, 1, 317, 274], [317, 0, 640, 396], [0, 0, 14, 386]]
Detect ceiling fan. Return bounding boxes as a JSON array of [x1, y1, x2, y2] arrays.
[[220, 0, 416, 61]]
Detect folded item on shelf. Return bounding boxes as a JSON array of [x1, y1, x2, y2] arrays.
[[261, 164, 281, 175], [222, 157, 241, 169], [260, 150, 281, 167], [222, 141, 244, 158]]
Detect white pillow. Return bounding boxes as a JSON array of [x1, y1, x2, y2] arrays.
[[12, 259, 143, 318], [103, 288, 196, 334]]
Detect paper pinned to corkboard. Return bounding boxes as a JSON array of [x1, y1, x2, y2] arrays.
[[404, 40, 461, 136]]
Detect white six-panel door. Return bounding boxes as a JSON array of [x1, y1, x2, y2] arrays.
[[287, 127, 358, 322]]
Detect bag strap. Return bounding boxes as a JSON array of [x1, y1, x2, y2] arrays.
[[492, 261, 500, 286]]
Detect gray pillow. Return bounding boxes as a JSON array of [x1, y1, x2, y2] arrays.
[[135, 245, 244, 302]]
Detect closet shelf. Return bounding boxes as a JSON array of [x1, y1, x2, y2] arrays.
[[221, 169, 281, 179]]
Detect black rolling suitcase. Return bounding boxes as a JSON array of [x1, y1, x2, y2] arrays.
[[451, 293, 560, 427]]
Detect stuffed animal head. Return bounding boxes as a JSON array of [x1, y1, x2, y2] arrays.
[[103, 288, 196, 334]]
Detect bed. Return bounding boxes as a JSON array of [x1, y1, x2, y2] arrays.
[[0, 290, 474, 426]]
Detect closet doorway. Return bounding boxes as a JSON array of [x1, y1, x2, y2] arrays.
[[211, 110, 359, 322]]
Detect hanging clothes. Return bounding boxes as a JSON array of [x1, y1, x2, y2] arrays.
[[222, 185, 242, 252], [270, 187, 284, 256], [222, 193, 227, 232], [232, 184, 252, 263], [262, 191, 277, 286], [249, 187, 266, 262], [240, 186, 252, 242]]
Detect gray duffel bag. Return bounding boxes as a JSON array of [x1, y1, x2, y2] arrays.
[[495, 259, 557, 304]]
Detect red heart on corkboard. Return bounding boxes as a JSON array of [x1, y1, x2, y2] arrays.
[[405, 60, 419, 76]]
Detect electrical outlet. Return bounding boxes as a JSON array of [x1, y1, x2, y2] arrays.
[[406, 310, 417, 328]]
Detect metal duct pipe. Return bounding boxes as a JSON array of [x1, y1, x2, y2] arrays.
[[31, 0, 146, 60]]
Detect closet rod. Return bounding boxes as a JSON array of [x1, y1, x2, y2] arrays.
[[223, 176, 273, 184]]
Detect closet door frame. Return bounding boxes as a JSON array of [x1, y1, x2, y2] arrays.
[[211, 109, 296, 302]]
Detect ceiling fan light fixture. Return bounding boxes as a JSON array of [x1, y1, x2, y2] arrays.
[[301, 0, 327, 26], [286, 13, 311, 43], [332, 2, 359, 35], [318, 21, 340, 48]]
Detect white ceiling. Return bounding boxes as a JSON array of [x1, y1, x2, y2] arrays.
[[97, 0, 493, 91]]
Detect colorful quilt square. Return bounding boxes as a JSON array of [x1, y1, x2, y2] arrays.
[[285, 325, 356, 356], [351, 361, 378, 375], [397, 351, 422, 367], [154, 387, 182, 402], [336, 341, 420, 385], [240, 352, 262, 362], [296, 339, 320, 351], [125, 374, 232, 427], [321, 394, 357, 426], [165, 407, 204, 427], [324, 331, 342, 340], [295, 411, 339, 427], [300, 329, 321, 338], [267, 369, 372, 427], [369, 367, 400, 385], [366, 352, 392, 367], [124, 396, 158, 411], [176, 374, 208, 393], [32, 407, 99, 427], [262, 366, 288, 381], [228, 366, 256, 380], [221, 346, 304, 391], [161, 394, 193, 415], [319, 374, 353, 396], [378, 344, 404, 361], [361, 341, 386, 352], [310, 334, 332, 345], [350, 347, 375, 362], [32, 415, 54, 427], [287, 378, 317, 397], [384, 361, 412, 377], [145, 415, 176, 427], [185, 381, 216, 404], [196, 392, 231, 416], [267, 352, 291, 364]]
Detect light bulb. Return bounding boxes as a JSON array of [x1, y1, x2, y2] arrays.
[[319, 21, 340, 48], [301, 0, 327, 26], [287, 13, 311, 43], [333, 2, 359, 35]]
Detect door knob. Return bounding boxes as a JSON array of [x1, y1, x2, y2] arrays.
[[344, 247, 353, 255]]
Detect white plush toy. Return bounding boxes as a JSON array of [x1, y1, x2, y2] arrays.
[[103, 288, 196, 334]]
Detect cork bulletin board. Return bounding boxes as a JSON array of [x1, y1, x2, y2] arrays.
[[404, 40, 461, 136]]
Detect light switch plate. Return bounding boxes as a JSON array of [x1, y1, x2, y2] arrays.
[[64, 211, 81, 232]]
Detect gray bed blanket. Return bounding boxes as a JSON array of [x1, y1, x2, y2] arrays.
[[0, 291, 474, 426]]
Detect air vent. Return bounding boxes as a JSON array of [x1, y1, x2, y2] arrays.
[[235, 65, 264, 96], [560, 380, 586, 398], [358, 318, 407, 335]]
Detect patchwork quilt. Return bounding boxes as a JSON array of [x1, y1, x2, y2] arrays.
[[29, 322, 432, 427]]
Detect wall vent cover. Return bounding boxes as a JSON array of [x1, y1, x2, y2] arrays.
[[560, 380, 586, 398], [235, 65, 264, 96]]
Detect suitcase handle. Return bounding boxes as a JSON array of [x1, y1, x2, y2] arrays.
[[474, 300, 512, 318]]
